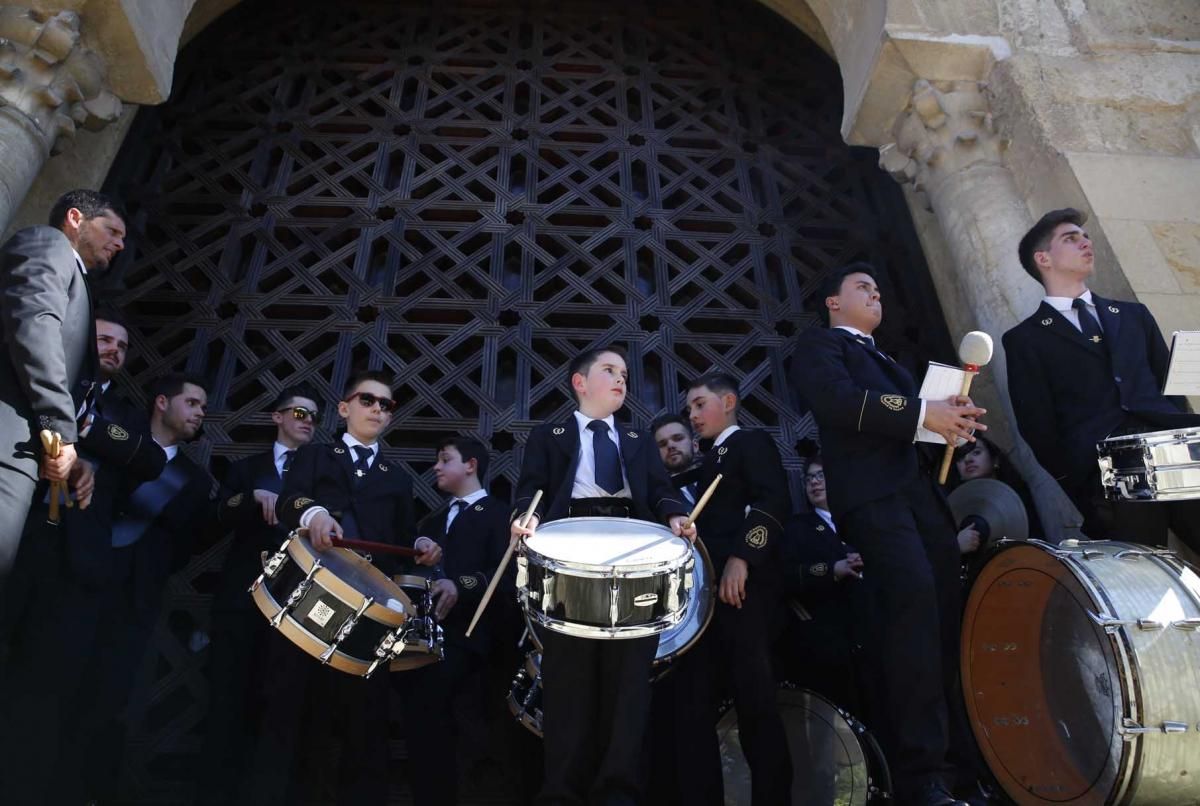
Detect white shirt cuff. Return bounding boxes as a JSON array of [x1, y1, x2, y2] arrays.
[[298, 506, 329, 529], [913, 399, 928, 442]]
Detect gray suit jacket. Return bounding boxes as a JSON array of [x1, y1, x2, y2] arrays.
[[0, 226, 96, 480]]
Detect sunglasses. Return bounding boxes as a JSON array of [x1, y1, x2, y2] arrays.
[[278, 406, 318, 422], [344, 392, 398, 413]]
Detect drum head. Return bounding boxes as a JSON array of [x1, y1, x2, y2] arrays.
[[962, 542, 1125, 804], [290, 533, 411, 619], [717, 687, 886, 806], [527, 516, 690, 573]]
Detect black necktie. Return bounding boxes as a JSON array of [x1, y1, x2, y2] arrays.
[[75, 382, 98, 430], [281, 449, 296, 476], [352, 445, 372, 482], [445, 499, 466, 536], [1072, 298, 1103, 344], [587, 420, 622, 494]]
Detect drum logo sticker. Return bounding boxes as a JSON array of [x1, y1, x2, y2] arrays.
[[294, 497, 314, 509], [107, 424, 129, 441], [746, 525, 768, 548], [306, 599, 337, 628], [459, 575, 478, 589], [227, 493, 243, 507], [880, 394, 906, 412], [634, 593, 659, 607]]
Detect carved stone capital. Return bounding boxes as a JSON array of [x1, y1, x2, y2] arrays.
[[878, 79, 1004, 207], [0, 7, 122, 156]]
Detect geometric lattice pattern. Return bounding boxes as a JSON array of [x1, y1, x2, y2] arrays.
[[99, 0, 952, 801]]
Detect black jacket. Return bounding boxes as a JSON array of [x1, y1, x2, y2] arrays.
[[781, 512, 853, 607], [687, 428, 790, 571], [413, 493, 510, 652], [215, 450, 289, 612], [1003, 296, 1199, 494], [276, 440, 415, 572], [790, 326, 926, 521], [514, 419, 686, 525]]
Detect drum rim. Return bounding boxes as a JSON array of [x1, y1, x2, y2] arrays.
[[529, 607, 686, 639], [1098, 427, 1200, 446], [960, 539, 1139, 805], [524, 516, 692, 575], [288, 532, 410, 627]]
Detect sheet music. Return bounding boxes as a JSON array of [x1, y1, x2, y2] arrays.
[[915, 361, 970, 445], [1163, 331, 1200, 396]]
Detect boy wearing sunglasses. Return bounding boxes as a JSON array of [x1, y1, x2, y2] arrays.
[[245, 370, 439, 806], [198, 384, 319, 804]]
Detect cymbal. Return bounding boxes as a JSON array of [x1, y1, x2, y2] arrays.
[[948, 478, 1029, 544]]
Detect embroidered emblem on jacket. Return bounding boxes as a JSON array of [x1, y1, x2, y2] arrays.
[[746, 525, 768, 548], [294, 497, 314, 509], [880, 394, 906, 412], [1108, 305, 1119, 313], [810, 562, 828, 577], [333, 446, 346, 454], [627, 431, 638, 439], [107, 424, 129, 441], [460, 576, 479, 589], [552, 427, 566, 435], [227, 493, 243, 507], [1041, 318, 1052, 326]]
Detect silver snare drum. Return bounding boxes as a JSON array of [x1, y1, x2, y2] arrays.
[[517, 516, 694, 639], [1098, 427, 1200, 501]]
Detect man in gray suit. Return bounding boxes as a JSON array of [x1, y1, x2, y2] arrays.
[[0, 189, 126, 589]]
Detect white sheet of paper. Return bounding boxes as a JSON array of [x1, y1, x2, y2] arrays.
[[1163, 331, 1200, 396], [915, 361, 969, 444]]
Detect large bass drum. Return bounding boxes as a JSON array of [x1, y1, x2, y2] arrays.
[[717, 686, 891, 805], [962, 539, 1200, 805]]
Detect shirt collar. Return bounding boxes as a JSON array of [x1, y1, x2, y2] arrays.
[[341, 432, 378, 456], [100, 380, 111, 395], [1044, 289, 1094, 313], [834, 325, 872, 339], [153, 436, 179, 462], [273, 441, 292, 463], [713, 424, 741, 447], [71, 248, 87, 276], [452, 488, 488, 507], [573, 409, 616, 434]]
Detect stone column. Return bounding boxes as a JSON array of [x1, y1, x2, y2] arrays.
[[0, 7, 121, 232], [878, 78, 1083, 541]]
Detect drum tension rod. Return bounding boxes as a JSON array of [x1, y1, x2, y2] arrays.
[[320, 596, 374, 664], [270, 559, 322, 628], [1119, 718, 1189, 738], [1088, 611, 1165, 633]]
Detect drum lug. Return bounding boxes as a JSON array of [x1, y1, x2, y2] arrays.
[[319, 596, 375, 664], [1119, 718, 1189, 737], [367, 630, 404, 677], [270, 559, 321, 628], [609, 576, 620, 628], [261, 534, 296, 580], [1087, 610, 1163, 633], [1170, 618, 1200, 631]]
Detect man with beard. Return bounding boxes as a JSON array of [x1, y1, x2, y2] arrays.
[[0, 189, 126, 588], [651, 413, 701, 504]]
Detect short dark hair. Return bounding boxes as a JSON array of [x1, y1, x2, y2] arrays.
[[1018, 208, 1087, 283], [270, 384, 320, 411], [804, 454, 825, 474], [94, 304, 129, 332], [567, 345, 628, 398], [686, 372, 739, 401], [812, 262, 878, 324], [343, 369, 394, 400], [148, 372, 208, 412], [48, 189, 126, 231], [436, 435, 490, 482], [650, 412, 691, 437]]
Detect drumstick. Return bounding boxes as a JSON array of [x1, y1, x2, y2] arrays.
[[39, 430, 64, 523], [465, 489, 542, 638], [331, 536, 420, 558], [684, 474, 722, 528], [938, 371, 976, 485], [55, 433, 74, 509]]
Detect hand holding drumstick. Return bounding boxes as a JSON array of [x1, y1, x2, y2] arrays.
[[467, 490, 543, 638]]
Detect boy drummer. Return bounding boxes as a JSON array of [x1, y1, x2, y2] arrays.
[[510, 345, 695, 805]]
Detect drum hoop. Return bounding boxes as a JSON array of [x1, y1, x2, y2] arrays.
[[287, 532, 410, 626], [1099, 427, 1200, 447], [521, 541, 690, 577], [250, 582, 374, 676], [962, 540, 1140, 805], [529, 608, 686, 639], [653, 537, 716, 669]]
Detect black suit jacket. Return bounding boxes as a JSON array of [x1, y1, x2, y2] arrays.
[[781, 512, 852, 607], [689, 428, 790, 571], [1003, 296, 1199, 495], [514, 419, 686, 525], [414, 494, 510, 652], [276, 441, 415, 573], [216, 450, 288, 612], [0, 226, 96, 478], [791, 326, 928, 521]]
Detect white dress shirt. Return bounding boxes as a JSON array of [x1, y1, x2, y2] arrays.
[[445, 487, 488, 532], [298, 433, 381, 528], [814, 507, 836, 533], [571, 410, 631, 498], [272, 441, 293, 478]]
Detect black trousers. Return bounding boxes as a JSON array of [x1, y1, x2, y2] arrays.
[[675, 572, 792, 806], [839, 477, 965, 800], [241, 630, 391, 806], [538, 628, 658, 805], [644, 641, 721, 806], [393, 642, 484, 806]]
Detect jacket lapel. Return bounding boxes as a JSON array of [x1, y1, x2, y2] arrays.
[[1092, 294, 1122, 346], [330, 442, 357, 487], [1034, 301, 1104, 356], [252, 451, 282, 493]]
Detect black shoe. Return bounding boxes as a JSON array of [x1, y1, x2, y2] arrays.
[[911, 782, 970, 806]]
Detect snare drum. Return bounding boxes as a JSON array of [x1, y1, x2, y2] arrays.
[[1097, 427, 1200, 501], [250, 530, 413, 677], [518, 517, 695, 639], [389, 574, 444, 671], [718, 686, 891, 805], [963, 539, 1200, 805]]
